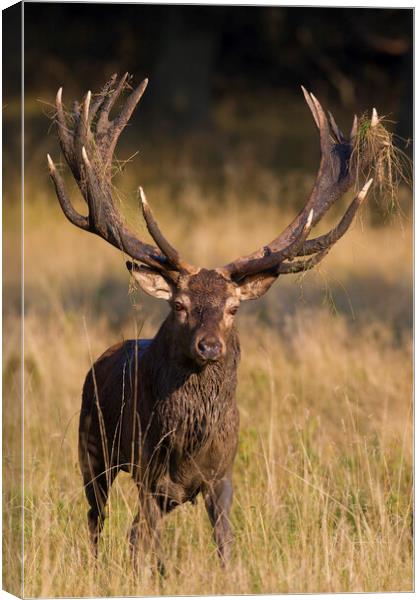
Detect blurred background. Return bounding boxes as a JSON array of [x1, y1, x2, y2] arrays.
[[3, 4, 413, 596]]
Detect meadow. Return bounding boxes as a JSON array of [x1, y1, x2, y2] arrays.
[[3, 107, 413, 595]]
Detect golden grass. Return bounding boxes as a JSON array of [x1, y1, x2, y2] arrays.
[[3, 174, 413, 596]]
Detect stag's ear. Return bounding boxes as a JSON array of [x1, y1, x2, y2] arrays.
[[127, 262, 173, 300], [236, 271, 278, 301]]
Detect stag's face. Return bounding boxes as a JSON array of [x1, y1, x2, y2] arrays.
[[170, 270, 239, 364], [129, 264, 277, 365]]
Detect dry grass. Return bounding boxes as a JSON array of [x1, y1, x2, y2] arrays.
[[3, 171, 412, 596], [352, 111, 412, 215]]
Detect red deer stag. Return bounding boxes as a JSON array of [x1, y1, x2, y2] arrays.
[[47, 74, 382, 571]]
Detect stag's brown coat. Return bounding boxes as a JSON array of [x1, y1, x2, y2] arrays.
[[80, 270, 241, 566]]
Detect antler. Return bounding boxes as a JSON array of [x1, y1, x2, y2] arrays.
[[47, 74, 194, 276], [223, 88, 379, 281], [48, 76, 384, 286]]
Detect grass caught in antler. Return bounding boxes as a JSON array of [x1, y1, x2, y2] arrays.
[[352, 112, 412, 215]]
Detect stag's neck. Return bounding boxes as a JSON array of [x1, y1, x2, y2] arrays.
[[144, 316, 241, 409]]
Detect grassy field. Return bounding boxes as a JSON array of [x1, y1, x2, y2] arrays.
[[3, 161, 413, 595]]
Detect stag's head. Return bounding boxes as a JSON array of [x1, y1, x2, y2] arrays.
[[127, 188, 286, 364], [129, 265, 237, 364], [47, 74, 385, 365]]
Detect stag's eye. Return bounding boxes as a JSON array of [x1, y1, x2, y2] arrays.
[[173, 301, 185, 312], [228, 306, 239, 316]]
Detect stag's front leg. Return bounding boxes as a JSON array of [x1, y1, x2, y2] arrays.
[[130, 491, 165, 575], [203, 477, 234, 566]]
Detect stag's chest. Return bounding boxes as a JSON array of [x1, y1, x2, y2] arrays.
[[154, 395, 239, 507], [158, 376, 235, 449], [138, 340, 240, 471], [151, 363, 239, 468]]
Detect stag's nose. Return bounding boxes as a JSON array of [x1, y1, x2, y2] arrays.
[[196, 337, 223, 361]]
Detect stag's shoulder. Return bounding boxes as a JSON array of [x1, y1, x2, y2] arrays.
[[82, 339, 151, 393], [80, 339, 153, 420], [94, 338, 152, 364]]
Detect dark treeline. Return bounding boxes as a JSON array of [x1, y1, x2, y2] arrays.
[[22, 4, 412, 136]]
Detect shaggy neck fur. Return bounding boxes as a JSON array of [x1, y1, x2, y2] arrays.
[[143, 315, 241, 450]]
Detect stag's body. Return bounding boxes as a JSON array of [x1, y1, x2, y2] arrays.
[[79, 270, 240, 565], [48, 73, 383, 570]]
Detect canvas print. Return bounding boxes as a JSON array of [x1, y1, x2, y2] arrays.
[[2, 2, 413, 597]]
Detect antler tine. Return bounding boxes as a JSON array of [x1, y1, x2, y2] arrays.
[[113, 78, 149, 134], [88, 74, 118, 122], [55, 87, 73, 160], [276, 248, 330, 275], [350, 114, 358, 142], [309, 92, 331, 156], [301, 86, 320, 129], [328, 110, 345, 143], [296, 179, 373, 257], [74, 91, 92, 165], [83, 90, 91, 125], [55, 87, 89, 184], [47, 154, 89, 230], [139, 188, 196, 274], [96, 72, 130, 133], [371, 107, 379, 127], [106, 78, 149, 162]]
